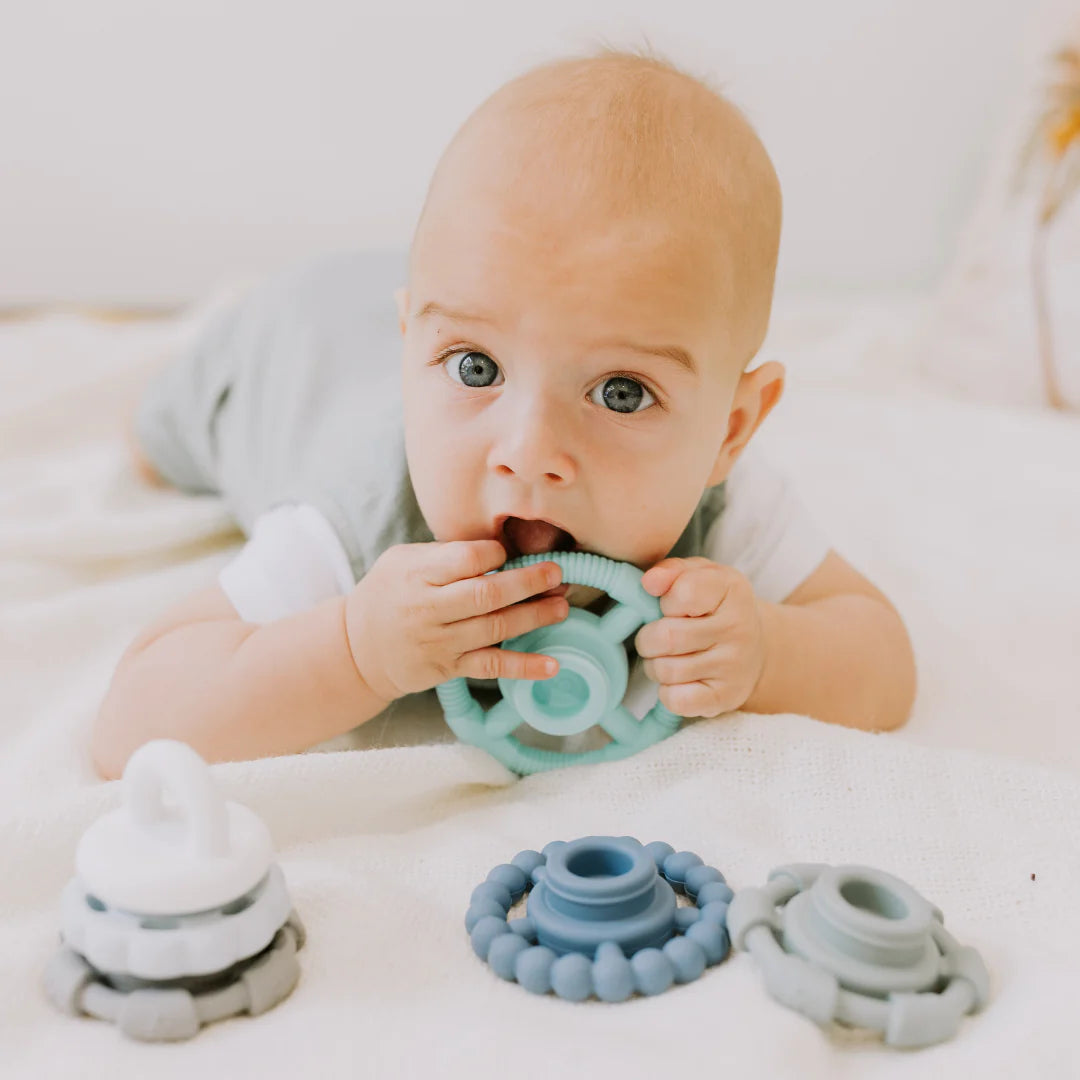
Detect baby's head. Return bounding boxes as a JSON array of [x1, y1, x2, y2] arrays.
[[397, 47, 784, 593]]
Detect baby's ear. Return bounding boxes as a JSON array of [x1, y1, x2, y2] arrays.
[[706, 360, 786, 486], [393, 287, 409, 337]]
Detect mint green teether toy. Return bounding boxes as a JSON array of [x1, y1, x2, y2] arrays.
[[435, 551, 684, 774]]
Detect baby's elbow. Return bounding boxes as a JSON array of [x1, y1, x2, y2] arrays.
[[874, 696, 914, 734], [875, 612, 918, 733], [859, 695, 912, 735], [91, 742, 123, 783], [893, 668, 917, 732], [91, 651, 153, 781], [91, 686, 134, 781]]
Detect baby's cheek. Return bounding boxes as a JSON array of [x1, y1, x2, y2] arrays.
[[405, 460, 454, 538]]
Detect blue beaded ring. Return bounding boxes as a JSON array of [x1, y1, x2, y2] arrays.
[[465, 836, 732, 1001]]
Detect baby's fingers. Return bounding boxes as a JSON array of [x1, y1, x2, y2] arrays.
[[457, 645, 560, 683], [658, 681, 728, 719], [422, 539, 509, 586], [441, 560, 563, 621], [647, 560, 742, 618], [454, 595, 569, 664], [635, 614, 721, 659]]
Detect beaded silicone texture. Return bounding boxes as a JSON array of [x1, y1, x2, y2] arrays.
[[44, 915, 305, 1042], [465, 838, 733, 1001], [60, 863, 293, 980]]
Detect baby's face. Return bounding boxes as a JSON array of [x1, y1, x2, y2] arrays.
[[398, 196, 741, 604]]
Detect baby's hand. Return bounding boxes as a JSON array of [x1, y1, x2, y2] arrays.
[[635, 557, 766, 718], [344, 540, 568, 705]]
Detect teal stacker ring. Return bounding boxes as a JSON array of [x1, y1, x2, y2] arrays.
[[435, 551, 684, 774], [465, 836, 733, 1002]]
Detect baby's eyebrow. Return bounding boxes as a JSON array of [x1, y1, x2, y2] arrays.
[[599, 340, 697, 375], [415, 300, 696, 375], [414, 301, 497, 326]]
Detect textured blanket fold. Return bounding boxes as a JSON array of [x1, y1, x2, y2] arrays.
[[1, 307, 1077, 1078]]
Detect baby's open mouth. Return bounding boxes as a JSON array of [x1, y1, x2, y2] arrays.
[[501, 516, 576, 558], [500, 516, 579, 597]]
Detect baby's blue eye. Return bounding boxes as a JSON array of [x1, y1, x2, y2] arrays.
[[444, 351, 503, 388], [589, 375, 656, 414]]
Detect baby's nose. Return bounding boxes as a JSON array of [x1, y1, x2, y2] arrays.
[[488, 402, 577, 486]]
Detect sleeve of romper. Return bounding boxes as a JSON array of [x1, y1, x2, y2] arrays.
[[132, 294, 249, 494], [703, 443, 832, 604], [217, 503, 356, 623]]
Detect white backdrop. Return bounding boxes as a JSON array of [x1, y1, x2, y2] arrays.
[[0, 0, 1050, 305]]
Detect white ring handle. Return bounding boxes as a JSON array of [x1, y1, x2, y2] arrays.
[[122, 740, 229, 860]]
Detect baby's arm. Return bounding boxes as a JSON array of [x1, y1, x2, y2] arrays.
[[94, 525, 568, 780], [658, 445, 916, 731], [636, 550, 916, 732], [93, 584, 390, 780], [744, 550, 916, 730]]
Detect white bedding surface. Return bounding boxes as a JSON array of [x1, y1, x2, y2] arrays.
[[1, 297, 1078, 1077]]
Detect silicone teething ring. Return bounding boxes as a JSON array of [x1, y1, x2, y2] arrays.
[[465, 837, 733, 1001], [727, 863, 991, 1048], [435, 551, 683, 774]]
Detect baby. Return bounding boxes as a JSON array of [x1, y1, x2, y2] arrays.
[[94, 48, 916, 779]]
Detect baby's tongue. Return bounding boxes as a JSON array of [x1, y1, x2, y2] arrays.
[[503, 517, 570, 557]]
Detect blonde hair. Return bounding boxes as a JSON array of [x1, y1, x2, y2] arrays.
[[416, 43, 783, 367]]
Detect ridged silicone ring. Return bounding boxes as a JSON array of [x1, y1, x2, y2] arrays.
[[435, 551, 682, 774]]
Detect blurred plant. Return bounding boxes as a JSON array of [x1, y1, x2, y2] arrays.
[[1016, 46, 1080, 410]]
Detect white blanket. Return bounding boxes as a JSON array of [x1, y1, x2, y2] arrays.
[[1, 301, 1078, 1078]]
